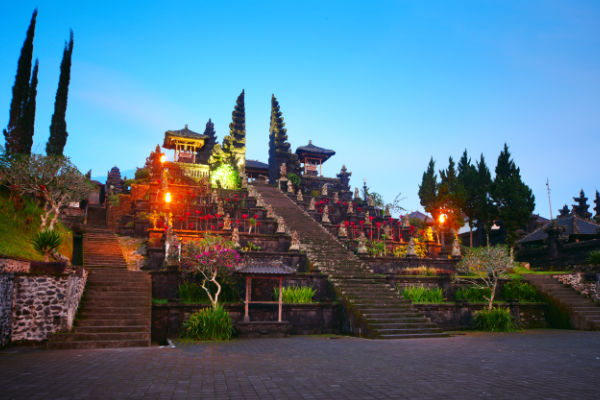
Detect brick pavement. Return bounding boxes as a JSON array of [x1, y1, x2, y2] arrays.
[[1, 330, 599, 399]]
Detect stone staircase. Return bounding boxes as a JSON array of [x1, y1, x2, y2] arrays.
[[47, 207, 152, 349], [253, 184, 446, 339], [525, 274, 600, 330]]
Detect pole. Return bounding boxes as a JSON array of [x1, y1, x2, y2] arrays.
[[546, 178, 553, 220], [278, 277, 283, 322], [244, 276, 250, 322]]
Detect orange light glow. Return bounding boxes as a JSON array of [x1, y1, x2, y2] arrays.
[[160, 154, 166, 163], [438, 214, 447, 224], [165, 192, 172, 203]]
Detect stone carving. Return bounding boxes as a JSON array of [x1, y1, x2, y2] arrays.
[[322, 183, 328, 196], [354, 187, 360, 200], [357, 233, 368, 254], [217, 199, 224, 215], [309, 197, 316, 211], [365, 211, 370, 224], [289, 230, 300, 251], [384, 204, 391, 217], [256, 194, 265, 207], [287, 180, 294, 193], [232, 227, 240, 248], [297, 189, 304, 202], [223, 213, 232, 230], [347, 202, 353, 214], [406, 237, 417, 257], [240, 171, 248, 188], [401, 214, 410, 228], [333, 191, 339, 203], [266, 204, 274, 218], [367, 196, 374, 207], [452, 237, 461, 257], [338, 222, 348, 238], [383, 224, 391, 236], [211, 189, 218, 204], [279, 162, 287, 179], [322, 206, 330, 223], [276, 216, 286, 233], [248, 186, 255, 197]]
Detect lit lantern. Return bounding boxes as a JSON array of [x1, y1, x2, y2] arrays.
[[165, 192, 172, 203], [438, 213, 447, 224], [160, 154, 166, 163]]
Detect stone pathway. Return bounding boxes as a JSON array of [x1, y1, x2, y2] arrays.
[[1, 331, 599, 399]]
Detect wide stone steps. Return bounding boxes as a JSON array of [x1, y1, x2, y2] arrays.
[[48, 339, 150, 350], [524, 274, 600, 330], [253, 184, 446, 339]]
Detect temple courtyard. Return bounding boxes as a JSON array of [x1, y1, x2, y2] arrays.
[[1, 330, 599, 400]]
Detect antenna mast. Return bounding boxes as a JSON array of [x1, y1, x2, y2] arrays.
[[546, 178, 553, 220]]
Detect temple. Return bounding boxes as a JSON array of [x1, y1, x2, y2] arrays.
[[162, 125, 210, 182], [295, 140, 335, 177]]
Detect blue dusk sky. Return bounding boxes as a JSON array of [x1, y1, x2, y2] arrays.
[[1, 1, 599, 218]]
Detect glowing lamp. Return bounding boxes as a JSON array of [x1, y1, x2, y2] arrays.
[[160, 154, 166, 163], [165, 192, 172, 203], [438, 214, 447, 224]]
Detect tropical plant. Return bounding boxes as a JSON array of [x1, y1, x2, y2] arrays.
[[274, 286, 316, 304], [401, 285, 444, 303], [287, 173, 301, 187], [32, 229, 62, 262], [501, 280, 540, 302], [455, 286, 491, 303], [588, 250, 600, 266], [473, 307, 515, 332], [182, 305, 234, 340], [367, 240, 386, 257]]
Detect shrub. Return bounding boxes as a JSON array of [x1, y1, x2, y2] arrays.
[[274, 286, 316, 303], [455, 286, 491, 303], [401, 285, 444, 303], [588, 250, 600, 266], [287, 173, 301, 187], [502, 280, 540, 302], [182, 305, 234, 340], [178, 281, 240, 304], [473, 308, 515, 332], [32, 229, 62, 262]]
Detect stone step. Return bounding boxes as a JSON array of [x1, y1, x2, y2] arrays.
[[374, 327, 443, 335], [49, 331, 150, 342], [74, 325, 149, 333], [76, 317, 151, 327], [377, 333, 449, 339], [47, 339, 150, 350]]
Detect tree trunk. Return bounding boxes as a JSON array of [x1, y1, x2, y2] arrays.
[[469, 226, 473, 248], [488, 280, 497, 311]]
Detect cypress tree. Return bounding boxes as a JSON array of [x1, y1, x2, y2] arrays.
[[47, 31, 74, 156], [21, 59, 38, 155], [418, 157, 439, 220], [197, 118, 217, 164], [221, 90, 246, 168], [491, 144, 535, 252], [473, 154, 494, 245], [438, 156, 465, 232], [268, 94, 298, 182], [457, 150, 478, 246], [571, 189, 592, 219], [3, 9, 37, 155], [594, 191, 600, 223]]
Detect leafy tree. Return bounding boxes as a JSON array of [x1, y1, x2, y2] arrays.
[[418, 157, 440, 221], [572, 189, 592, 219], [221, 90, 246, 169], [21, 59, 38, 155], [438, 156, 464, 232], [473, 154, 495, 245], [491, 144, 535, 252], [197, 118, 217, 164], [0, 154, 94, 231], [47, 31, 74, 156], [457, 150, 478, 246], [3, 9, 37, 156]]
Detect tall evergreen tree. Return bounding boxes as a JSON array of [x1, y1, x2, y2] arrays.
[[571, 189, 592, 219], [47, 31, 74, 156], [268, 94, 298, 183], [438, 156, 465, 232], [594, 191, 600, 223], [457, 150, 478, 246], [473, 154, 494, 245], [221, 90, 246, 168], [491, 144, 535, 252], [197, 118, 217, 164], [3, 9, 37, 155], [418, 158, 439, 221], [21, 59, 38, 155]]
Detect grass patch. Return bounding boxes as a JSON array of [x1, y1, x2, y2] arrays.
[[0, 189, 72, 261], [508, 265, 569, 279], [455, 286, 491, 303], [501, 280, 541, 302], [152, 298, 168, 305], [182, 305, 234, 340], [473, 308, 516, 332], [273, 286, 316, 304], [401, 285, 445, 303]]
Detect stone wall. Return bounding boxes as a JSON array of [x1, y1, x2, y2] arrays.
[[10, 268, 88, 342], [0, 273, 14, 348], [517, 238, 600, 269], [0, 257, 30, 273]]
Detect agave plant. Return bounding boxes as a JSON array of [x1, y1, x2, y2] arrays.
[[32, 230, 62, 262]]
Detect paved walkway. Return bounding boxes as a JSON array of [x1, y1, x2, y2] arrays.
[[1, 330, 599, 399]]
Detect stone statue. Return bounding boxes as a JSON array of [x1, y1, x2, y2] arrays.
[[451, 237, 461, 257], [322, 206, 330, 223], [309, 197, 316, 211], [248, 186, 255, 197], [365, 211, 370, 224], [333, 192, 339, 203], [217, 199, 224, 216], [367, 196, 374, 207], [276, 216, 286, 233], [266, 204, 274, 218], [357, 232, 368, 254], [322, 183, 328, 196], [232, 227, 240, 248], [338, 222, 348, 238], [289, 230, 300, 251], [401, 214, 410, 228], [383, 224, 391, 237], [279, 162, 287, 179], [297, 189, 304, 202], [256, 194, 265, 207], [406, 237, 417, 257], [384, 204, 390, 217], [211, 189, 218, 204], [354, 187, 360, 200], [223, 213, 232, 230], [287, 180, 294, 193], [150, 210, 158, 229], [347, 201, 353, 214], [240, 171, 248, 188]]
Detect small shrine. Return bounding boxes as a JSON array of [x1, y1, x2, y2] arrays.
[[162, 125, 210, 181], [295, 140, 335, 176]]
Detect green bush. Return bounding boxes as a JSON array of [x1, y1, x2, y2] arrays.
[[588, 250, 600, 266], [455, 286, 491, 303], [502, 280, 540, 302], [473, 308, 515, 332], [273, 286, 316, 304], [287, 173, 301, 187], [32, 229, 62, 261], [401, 285, 444, 303], [178, 281, 240, 304], [182, 305, 234, 340]]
